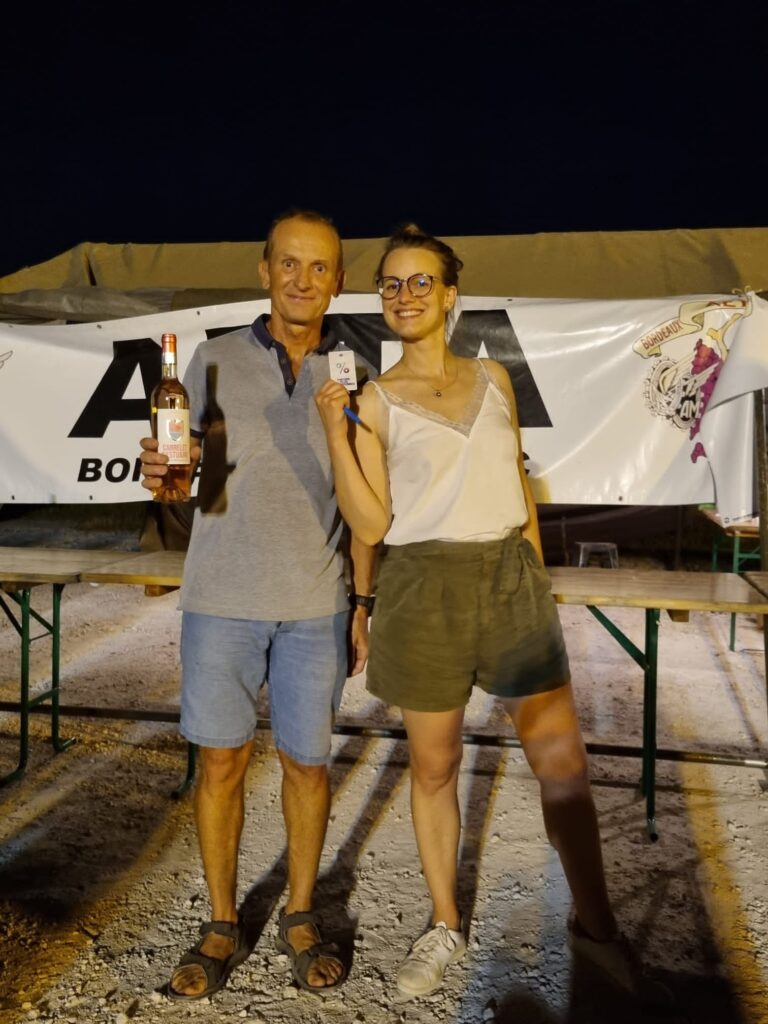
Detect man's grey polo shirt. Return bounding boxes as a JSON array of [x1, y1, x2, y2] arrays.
[[178, 316, 375, 621]]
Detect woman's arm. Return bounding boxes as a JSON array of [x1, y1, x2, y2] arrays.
[[348, 532, 378, 676], [483, 360, 544, 560], [315, 380, 392, 545]]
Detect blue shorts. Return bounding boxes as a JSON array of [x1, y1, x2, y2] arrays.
[[180, 611, 349, 764]]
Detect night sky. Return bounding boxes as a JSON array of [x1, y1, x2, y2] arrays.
[[3, 2, 767, 280]]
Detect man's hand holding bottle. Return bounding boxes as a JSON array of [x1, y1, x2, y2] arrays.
[[139, 436, 202, 499]]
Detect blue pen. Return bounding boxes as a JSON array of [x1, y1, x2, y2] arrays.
[[343, 405, 363, 426]]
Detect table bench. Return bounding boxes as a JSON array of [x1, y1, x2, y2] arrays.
[[2, 549, 767, 838]]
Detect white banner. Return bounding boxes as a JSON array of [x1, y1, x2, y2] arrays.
[[0, 292, 765, 521]]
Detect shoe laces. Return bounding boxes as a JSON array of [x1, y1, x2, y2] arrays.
[[409, 924, 457, 962]]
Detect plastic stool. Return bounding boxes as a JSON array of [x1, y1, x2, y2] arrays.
[[575, 541, 619, 568]]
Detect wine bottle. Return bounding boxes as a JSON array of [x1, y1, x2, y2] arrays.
[[150, 333, 191, 502]]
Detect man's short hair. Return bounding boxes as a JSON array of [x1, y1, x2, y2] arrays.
[[263, 209, 344, 270]]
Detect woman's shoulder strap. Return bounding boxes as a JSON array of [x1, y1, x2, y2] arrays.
[[367, 379, 393, 404], [359, 379, 391, 448], [475, 357, 492, 382], [477, 357, 512, 410]]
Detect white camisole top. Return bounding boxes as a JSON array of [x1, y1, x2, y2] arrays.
[[370, 360, 529, 545]]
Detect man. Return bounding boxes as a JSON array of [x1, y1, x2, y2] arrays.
[[140, 211, 376, 999]]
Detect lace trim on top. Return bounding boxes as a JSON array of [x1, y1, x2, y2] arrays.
[[370, 359, 506, 442]]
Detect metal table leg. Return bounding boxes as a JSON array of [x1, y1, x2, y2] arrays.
[[0, 584, 74, 786], [0, 588, 32, 785], [587, 604, 659, 838], [642, 608, 660, 841], [172, 742, 197, 799], [49, 584, 75, 754], [730, 537, 739, 651]]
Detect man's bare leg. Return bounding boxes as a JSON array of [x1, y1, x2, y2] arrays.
[[278, 749, 343, 988], [170, 742, 253, 997]]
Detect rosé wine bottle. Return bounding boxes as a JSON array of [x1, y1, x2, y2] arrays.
[[150, 333, 191, 502]]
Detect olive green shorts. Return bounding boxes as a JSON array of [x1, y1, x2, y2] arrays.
[[366, 529, 570, 712]]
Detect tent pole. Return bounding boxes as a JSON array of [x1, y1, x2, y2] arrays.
[[755, 389, 768, 754]]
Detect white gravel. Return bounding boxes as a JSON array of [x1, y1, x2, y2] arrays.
[[1, 569, 766, 1023]]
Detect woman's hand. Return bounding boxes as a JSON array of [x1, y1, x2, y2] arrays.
[[349, 604, 370, 676], [314, 380, 351, 441]]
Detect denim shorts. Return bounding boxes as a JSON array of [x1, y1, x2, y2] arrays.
[[366, 529, 570, 712], [180, 610, 349, 764]]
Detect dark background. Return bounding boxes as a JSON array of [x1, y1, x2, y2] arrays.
[[3, 1, 764, 559], [2, 1, 767, 280]]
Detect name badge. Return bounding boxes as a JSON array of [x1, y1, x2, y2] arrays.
[[328, 343, 357, 391]]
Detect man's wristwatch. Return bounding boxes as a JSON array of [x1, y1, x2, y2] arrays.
[[350, 593, 376, 612]]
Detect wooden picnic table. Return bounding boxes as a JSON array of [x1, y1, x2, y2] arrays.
[[699, 507, 761, 648], [549, 567, 768, 836], [0, 546, 136, 586], [2, 549, 768, 837], [700, 506, 760, 545], [744, 569, 768, 594], [0, 547, 138, 785], [79, 549, 186, 591], [550, 565, 767, 612]]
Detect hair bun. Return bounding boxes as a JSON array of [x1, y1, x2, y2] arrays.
[[376, 224, 463, 288], [390, 222, 427, 244]]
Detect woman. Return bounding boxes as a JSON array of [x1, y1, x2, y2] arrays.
[[315, 226, 651, 1001]]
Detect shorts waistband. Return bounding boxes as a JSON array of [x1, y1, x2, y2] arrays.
[[384, 528, 523, 563]]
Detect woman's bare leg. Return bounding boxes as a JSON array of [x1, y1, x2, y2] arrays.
[[501, 684, 616, 941], [401, 707, 465, 930]]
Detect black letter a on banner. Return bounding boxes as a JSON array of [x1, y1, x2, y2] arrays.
[[450, 311, 551, 427], [69, 338, 162, 438], [325, 310, 551, 428]]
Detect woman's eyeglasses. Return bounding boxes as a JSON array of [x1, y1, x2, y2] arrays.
[[376, 274, 442, 300]]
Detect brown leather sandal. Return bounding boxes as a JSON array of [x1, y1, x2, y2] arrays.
[[167, 917, 250, 1001], [275, 908, 347, 994]]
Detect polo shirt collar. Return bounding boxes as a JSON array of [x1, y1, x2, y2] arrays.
[[250, 313, 337, 354]]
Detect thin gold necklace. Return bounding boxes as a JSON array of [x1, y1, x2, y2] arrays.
[[414, 359, 459, 398]]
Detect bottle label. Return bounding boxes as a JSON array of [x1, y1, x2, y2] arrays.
[[156, 409, 190, 464]]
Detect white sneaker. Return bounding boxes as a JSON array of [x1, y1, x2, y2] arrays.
[[568, 919, 674, 1007], [396, 921, 467, 998]]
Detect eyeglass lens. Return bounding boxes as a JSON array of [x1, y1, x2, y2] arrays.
[[379, 274, 435, 299]]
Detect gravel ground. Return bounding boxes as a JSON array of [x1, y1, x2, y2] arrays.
[[0, 571, 766, 1024]]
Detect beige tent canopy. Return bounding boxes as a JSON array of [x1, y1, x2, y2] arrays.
[[0, 224, 765, 560], [0, 225, 766, 323]]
